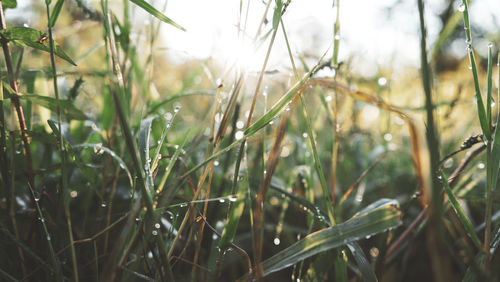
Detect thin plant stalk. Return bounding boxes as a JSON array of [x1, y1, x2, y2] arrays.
[[44, 2, 79, 280], [0, 0, 35, 191], [417, 1, 453, 281]]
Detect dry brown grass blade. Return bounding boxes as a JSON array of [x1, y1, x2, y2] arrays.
[[309, 79, 428, 208], [253, 111, 289, 281]]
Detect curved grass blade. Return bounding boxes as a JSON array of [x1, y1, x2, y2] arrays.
[[489, 51, 500, 192], [0, 27, 76, 65], [243, 199, 401, 278], [74, 143, 134, 187], [440, 170, 482, 249], [347, 243, 378, 282], [129, 0, 185, 31], [48, 0, 64, 27]]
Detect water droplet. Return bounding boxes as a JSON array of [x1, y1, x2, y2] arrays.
[[334, 33, 341, 40], [443, 158, 454, 168], [180, 203, 187, 207], [365, 234, 372, 239], [46, 235, 51, 241], [488, 42, 494, 48], [164, 112, 173, 121], [154, 223, 160, 229], [377, 77, 387, 86], [492, 102, 496, 107], [152, 230, 158, 236], [477, 162, 485, 169], [215, 113, 224, 123], [273, 238, 281, 245], [101, 202, 107, 208], [70, 191, 78, 198], [229, 196, 237, 202], [468, 65, 472, 70], [212, 233, 218, 240], [236, 121, 244, 129], [135, 217, 141, 222], [457, 3, 465, 12], [325, 95, 332, 102], [235, 131, 244, 140], [175, 145, 179, 149], [218, 199, 225, 203], [383, 133, 393, 142], [174, 104, 182, 112], [370, 247, 380, 257], [214, 161, 220, 166], [302, 132, 308, 138]]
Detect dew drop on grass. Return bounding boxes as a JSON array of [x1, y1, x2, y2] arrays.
[[235, 131, 244, 140], [468, 65, 472, 70], [154, 223, 161, 229], [334, 33, 341, 40], [180, 203, 187, 207], [384, 133, 393, 141], [70, 191, 78, 198], [101, 202, 107, 208], [488, 42, 494, 48], [443, 158, 454, 168], [212, 233, 218, 240], [477, 162, 485, 169], [370, 247, 380, 257], [378, 77, 387, 86], [214, 160, 220, 166], [229, 196, 237, 202], [273, 237, 281, 245], [325, 95, 332, 102], [152, 230, 158, 236], [302, 132, 308, 138], [218, 198, 225, 203], [457, 3, 465, 12]]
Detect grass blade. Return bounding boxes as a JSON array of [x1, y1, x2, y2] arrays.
[[129, 0, 185, 31], [245, 199, 401, 278], [441, 170, 482, 249], [48, 0, 64, 27], [347, 242, 378, 282]]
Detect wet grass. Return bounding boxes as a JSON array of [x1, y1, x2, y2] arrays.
[[0, 0, 499, 281]]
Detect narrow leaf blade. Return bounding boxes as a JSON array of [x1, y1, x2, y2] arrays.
[[129, 0, 186, 31]]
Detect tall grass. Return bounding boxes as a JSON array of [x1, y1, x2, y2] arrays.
[[0, 0, 499, 281]]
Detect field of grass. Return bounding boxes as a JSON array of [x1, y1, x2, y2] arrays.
[[0, 0, 499, 281]]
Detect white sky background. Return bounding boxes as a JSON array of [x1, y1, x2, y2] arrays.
[[160, 0, 499, 76]]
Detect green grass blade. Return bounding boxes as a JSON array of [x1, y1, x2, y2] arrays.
[[129, 0, 185, 31], [300, 96, 335, 225], [16, 94, 87, 120], [347, 242, 377, 282], [74, 143, 133, 187], [0, 27, 76, 65], [48, 0, 64, 27], [486, 44, 493, 125], [218, 171, 248, 250], [245, 199, 401, 278], [493, 52, 500, 192], [460, 0, 490, 139], [440, 170, 482, 249]]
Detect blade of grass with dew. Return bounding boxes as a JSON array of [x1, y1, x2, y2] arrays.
[[0, 81, 9, 192], [219, 171, 249, 250], [148, 91, 215, 115], [346, 242, 378, 282], [73, 143, 133, 187], [492, 52, 500, 192], [45, 1, 79, 279], [139, 116, 156, 195], [299, 95, 335, 225], [460, 0, 490, 139], [48, 0, 64, 27], [0, 27, 76, 65], [151, 109, 179, 173], [440, 170, 482, 249], [241, 199, 401, 278], [129, 0, 185, 31]]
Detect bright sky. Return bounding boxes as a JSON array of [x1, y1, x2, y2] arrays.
[[160, 0, 499, 76]]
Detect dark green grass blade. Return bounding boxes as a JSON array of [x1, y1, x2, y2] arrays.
[[74, 143, 133, 186], [242, 199, 401, 278], [0, 27, 76, 65], [48, 0, 64, 27], [489, 51, 500, 192], [129, 0, 185, 31], [441, 170, 482, 249], [347, 242, 378, 282], [17, 94, 86, 120]]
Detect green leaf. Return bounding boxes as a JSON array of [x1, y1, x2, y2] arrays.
[[2, 0, 16, 9], [347, 243, 378, 282], [129, 0, 186, 31], [440, 170, 482, 249], [0, 27, 76, 65], [272, 0, 283, 30], [246, 199, 401, 278], [74, 143, 133, 187], [16, 94, 87, 120], [49, 0, 65, 28]]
